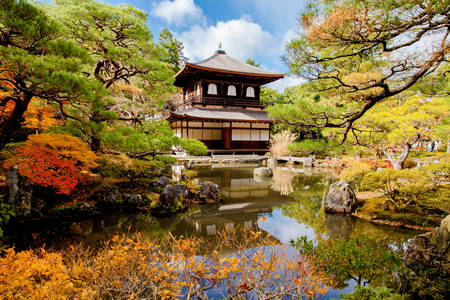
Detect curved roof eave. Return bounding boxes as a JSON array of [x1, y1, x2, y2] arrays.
[[174, 63, 285, 80]]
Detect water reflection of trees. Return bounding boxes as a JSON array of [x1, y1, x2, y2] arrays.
[[280, 173, 329, 237]]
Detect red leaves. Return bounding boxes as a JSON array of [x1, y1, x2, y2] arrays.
[[4, 134, 98, 194]]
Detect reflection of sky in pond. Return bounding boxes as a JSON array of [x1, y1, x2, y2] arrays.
[[258, 209, 317, 245]]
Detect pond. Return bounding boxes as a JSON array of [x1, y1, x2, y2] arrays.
[[8, 166, 422, 298]]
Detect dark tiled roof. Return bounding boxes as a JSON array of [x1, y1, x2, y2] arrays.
[[171, 107, 273, 122], [192, 51, 282, 76]]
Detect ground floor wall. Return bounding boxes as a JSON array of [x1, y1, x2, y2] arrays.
[[170, 120, 271, 150]]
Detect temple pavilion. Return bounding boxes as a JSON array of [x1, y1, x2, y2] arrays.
[[169, 49, 284, 153]]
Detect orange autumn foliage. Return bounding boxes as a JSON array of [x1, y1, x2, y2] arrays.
[[4, 134, 98, 194], [0, 248, 96, 299], [0, 229, 328, 299], [0, 98, 62, 132]]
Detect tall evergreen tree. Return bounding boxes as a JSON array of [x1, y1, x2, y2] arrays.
[[0, 0, 100, 150], [50, 0, 176, 152], [158, 28, 188, 72]]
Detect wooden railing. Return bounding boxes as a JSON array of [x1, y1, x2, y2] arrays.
[[187, 96, 264, 108]]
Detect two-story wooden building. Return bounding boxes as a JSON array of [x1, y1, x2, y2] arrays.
[[169, 49, 284, 152]]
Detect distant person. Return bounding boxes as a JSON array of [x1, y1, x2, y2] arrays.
[[429, 141, 436, 152]]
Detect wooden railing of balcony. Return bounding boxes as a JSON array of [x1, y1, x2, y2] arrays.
[[184, 95, 263, 108]]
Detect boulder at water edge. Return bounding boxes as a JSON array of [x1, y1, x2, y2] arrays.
[[157, 184, 190, 211], [151, 176, 171, 191], [254, 167, 273, 177], [267, 157, 278, 169], [405, 214, 450, 273], [324, 180, 356, 214], [198, 181, 222, 203]]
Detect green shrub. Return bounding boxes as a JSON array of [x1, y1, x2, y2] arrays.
[[339, 162, 375, 190], [0, 201, 14, 239], [289, 139, 328, 156], [292, 236, 404, 288], [178, 138, 208, 156], [182, 169, 198, 181], [155, 155, 177, 165], [407, 267, 449, 300], [96, 156, 127, 179], [419, 163, 450, 188], [96, 154, 164, 182], [361, 169, 429, 210], [341, 286, 406, 300], [128, 159, 164, 183]]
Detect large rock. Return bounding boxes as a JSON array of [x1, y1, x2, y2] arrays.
[[6, 165, 33, 218], [254, 167, 273, 177], [267, 157, 278, 169], [324, 180, 356, 214], [198, 181, 221, 203], [405, 215, 450, 273], [123, 194, 146, 206], [98, 186, 121, 205], [151, 176, 171, 191], [158, 184, 190, 211], [441, 214, 450, 232]]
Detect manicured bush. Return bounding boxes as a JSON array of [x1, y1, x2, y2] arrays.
[[178, 138, 208, 156], [361, 169, 429, 210], [97, 154, 164, 182], [419, 163, 450, 188], [155, 155, 177, 165], [289, 139, 328, 157], [341, 286, 406, 300], [182, 169, 198, 181], [339, 162, 375, 190]]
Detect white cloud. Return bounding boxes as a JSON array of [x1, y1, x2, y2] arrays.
[[177, 16, 278, 62], [151, 0, 205, 26], [229, 0, 307, 33]]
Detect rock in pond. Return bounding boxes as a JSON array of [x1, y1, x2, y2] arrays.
[[405, 214, 450, 273], [253, 167, 273, 177], [151, 176, 171, 191], [324, 180, 356, 214], [157, 184, 190, 211], [267, 157, 278, 169], [198, 181, 221, 203]]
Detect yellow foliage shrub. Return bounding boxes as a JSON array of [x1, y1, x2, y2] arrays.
[[0, 229, 328, 299]]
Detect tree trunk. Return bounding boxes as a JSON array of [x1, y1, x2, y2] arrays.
[[91, 134, 101, 153], [384, 144, 410, 170], [0, 93, 33, 150], [447, 139, 450, 153]]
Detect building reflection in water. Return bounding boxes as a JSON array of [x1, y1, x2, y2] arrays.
[[182, 167, 293, 238]]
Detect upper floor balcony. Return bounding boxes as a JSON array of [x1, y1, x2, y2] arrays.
[[175, 95, 264, 109]]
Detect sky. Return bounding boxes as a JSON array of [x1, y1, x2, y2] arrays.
[[104, 0, 308, 92]]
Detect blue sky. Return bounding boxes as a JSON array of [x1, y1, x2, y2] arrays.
[[104, 0, 308, 91]]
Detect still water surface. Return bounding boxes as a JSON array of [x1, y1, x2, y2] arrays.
[[11, 166, 421, 298]]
